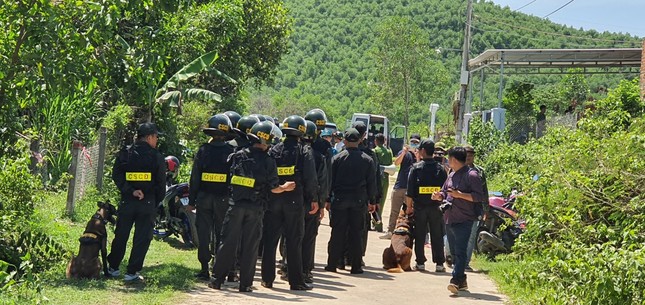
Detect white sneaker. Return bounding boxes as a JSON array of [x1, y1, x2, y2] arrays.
[[415, 263, 425, 271], [124, 272, 144, 282], [379, 232, 393, 240], [107, 267, 120, 277], [435, 264, 446, 272]]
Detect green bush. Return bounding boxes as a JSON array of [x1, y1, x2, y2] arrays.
[[482, 80, 645, 304]]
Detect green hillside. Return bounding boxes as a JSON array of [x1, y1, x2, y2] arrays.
[[251, 0, 641, 130]]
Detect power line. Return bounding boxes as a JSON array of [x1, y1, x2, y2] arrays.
[[514, 0, 537, 12], [543, 0, 575, 18], [476, 16, 638, 45]]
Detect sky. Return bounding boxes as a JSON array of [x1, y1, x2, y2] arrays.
[[489, 0, 645, 38]]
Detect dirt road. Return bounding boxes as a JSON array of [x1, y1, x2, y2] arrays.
[[180, 177, 507, 305]]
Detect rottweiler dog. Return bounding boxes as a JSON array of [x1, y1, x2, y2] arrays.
[[382, 214, 414, 273], [66, 201, 117, 279]]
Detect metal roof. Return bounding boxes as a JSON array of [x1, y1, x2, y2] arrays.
[[468, 48, 642, 73]]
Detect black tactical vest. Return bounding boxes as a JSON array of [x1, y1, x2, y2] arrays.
[[198, 143, 234, 195], [412, 160, 445, 206]]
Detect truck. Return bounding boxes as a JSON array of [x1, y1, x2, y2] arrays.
[[350, 113, 406, 156]]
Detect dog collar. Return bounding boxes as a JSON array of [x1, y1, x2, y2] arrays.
[[393, 227, 410, 235], [81, 232, 99, 239]]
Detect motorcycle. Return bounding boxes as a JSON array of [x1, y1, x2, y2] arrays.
[[477, 190, 525, 258], [153, 182, 199, 248]]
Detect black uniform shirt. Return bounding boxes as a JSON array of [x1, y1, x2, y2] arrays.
[[330, 147, 377, 204], [112, 140, 165, 204], [229, 147, 279, 207], [406, 158, 448, 206], [312, 138, 333, 202], [269, 136, 318, 205], [189, 141, 234, 205]]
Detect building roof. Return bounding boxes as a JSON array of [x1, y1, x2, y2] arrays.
[[468, 48, 642, 73]]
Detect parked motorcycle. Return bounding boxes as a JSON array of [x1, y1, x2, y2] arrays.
[[477, 191, 525, 258], [153, 182, 199, 248]]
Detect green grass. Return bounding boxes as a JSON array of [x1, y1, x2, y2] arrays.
[[472, 254, 546, 305], [34, 191, 200, 305]]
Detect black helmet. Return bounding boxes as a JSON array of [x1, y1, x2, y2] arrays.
[[249, 121, 275, 145], [263, 115, 275, 124], [281, 115, 307, 137], [304, 109, 327, 130], [250, 114, 266, 122], [303, 120, 317, 140], [236, 115, 260, 136], [223, 111, 241, 127], [203, 114, 234, 139]]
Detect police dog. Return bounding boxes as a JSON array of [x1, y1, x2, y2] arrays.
[[66, 201, 117, 279], [382, 214, 414, 273]]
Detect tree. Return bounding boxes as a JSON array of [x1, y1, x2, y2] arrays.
[[369, 17, 449, 127]]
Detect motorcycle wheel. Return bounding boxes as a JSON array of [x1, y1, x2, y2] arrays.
[[178, 208, 199, 248]]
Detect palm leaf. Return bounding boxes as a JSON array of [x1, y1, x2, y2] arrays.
[[160, 50, 219, 91]]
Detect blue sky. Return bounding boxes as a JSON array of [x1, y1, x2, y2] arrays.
[[489, 0, 645, 38]]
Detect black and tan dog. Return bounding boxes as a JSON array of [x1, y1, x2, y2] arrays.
[[382, 214, 414, 273], [66, 201, 117, 279]]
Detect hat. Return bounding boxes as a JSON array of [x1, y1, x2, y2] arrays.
[[321, 129, 333, 137], [352, 121, 367, 136], [410, 133, 421, 141], [334, 131, 343, 138], [464, 145, 476, 153], [137, 122, 162, 137], [419, 138, 435, 152], [344, 128, 361, 142], [434, 141, 446, 151]]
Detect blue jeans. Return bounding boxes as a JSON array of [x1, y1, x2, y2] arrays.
[[465, 220, 480, 267], [446, 221, 474, 282]]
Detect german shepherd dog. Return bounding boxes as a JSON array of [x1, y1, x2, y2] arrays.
[[382, 214, 414, 273], [66, 201, 117, 279]]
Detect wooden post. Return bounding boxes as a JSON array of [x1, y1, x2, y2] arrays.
[[96, 127, 107, 191], [66, 140, 82, 216], [640, 40, 645, 102]]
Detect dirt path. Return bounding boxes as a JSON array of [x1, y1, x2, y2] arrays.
[[179, 177, 507, 305]]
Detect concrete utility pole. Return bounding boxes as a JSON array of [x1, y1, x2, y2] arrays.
[[455, 0, 473, 144]]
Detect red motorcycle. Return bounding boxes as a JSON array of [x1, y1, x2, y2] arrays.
[[477, 190, 525, 258]]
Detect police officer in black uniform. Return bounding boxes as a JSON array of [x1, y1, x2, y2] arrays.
[[261, 115, 317, 291], [304, 109, 333, 215], [300, 120, 329, 283], [229, 115, 260, 152], [209, 121, 295, 292], [107, 122, 166, 282], [190, 114, 237, 280], [325, 128, 377, 274], [352, 121, 383, 263], [405, 138, 448, 272]]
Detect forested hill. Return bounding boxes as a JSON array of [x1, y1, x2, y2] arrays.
[[253, 0, 641, 128]]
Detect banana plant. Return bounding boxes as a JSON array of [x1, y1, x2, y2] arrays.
[[154, 50, 236, 115]]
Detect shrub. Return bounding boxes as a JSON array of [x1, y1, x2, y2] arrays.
[[482, 79, 645, 304]]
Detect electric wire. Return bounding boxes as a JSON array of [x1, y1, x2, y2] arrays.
[[543, 0, 575, 18], [513, 0, 538, 12]]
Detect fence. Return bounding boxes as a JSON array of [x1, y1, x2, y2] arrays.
[[65, 127, 107, 215], [504, 113, 578, 144]]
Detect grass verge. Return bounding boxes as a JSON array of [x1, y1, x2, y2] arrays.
[[34, 191, 200, 305], [472, 254, 546, 305]]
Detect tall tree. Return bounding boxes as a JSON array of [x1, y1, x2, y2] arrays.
[[369, 17, 449, 127]]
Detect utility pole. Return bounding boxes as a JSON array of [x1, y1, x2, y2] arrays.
[[455, 0, 473, 144]]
